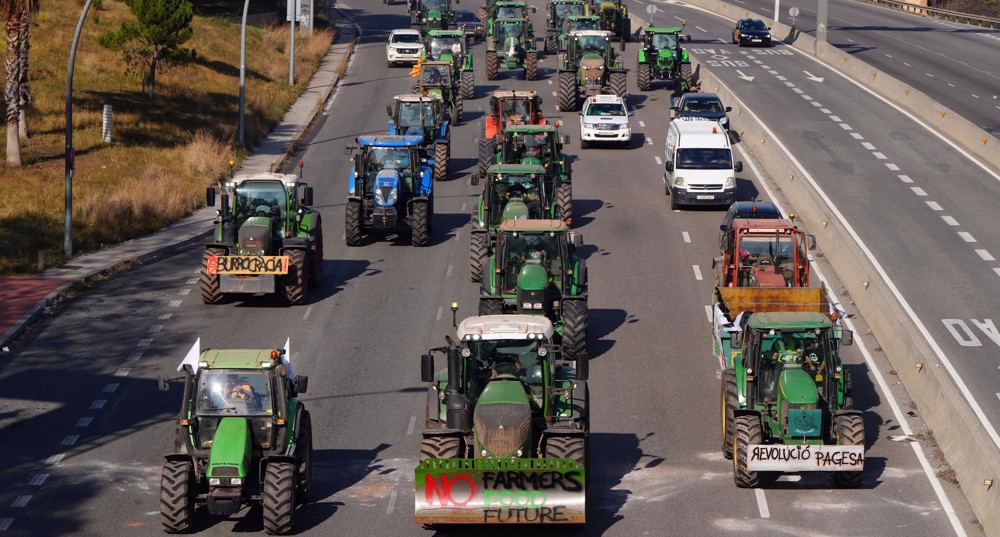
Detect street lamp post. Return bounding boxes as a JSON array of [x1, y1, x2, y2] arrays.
[[239, 0, 250, 147], [64, 0, 95, 257]]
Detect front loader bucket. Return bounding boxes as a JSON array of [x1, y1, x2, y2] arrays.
[[414, 458, 586, 524]]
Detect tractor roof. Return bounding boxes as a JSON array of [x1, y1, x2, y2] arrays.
[[199, 349, 282, 370], [731, 218, 799, 233], [553, 0, 588, 4], [421, 60, 453, 67], [427, 29, 465, 37], [492, 89, 540, 99], [499, 218, 569, 233], [487, 162, 548, 175], [458, 314, 555, 340], [568, 15, 600, 20], [394, 93, 444, 103], [495, 0, 527, 5], [357, 134, 425, 147], [504, 124, 558, 134], [496, 17, 531, 23], [644, 26, 684, 33], [231, 172, 300, 186], [570, 29, 613, 38], [747, 311, 834, 331]]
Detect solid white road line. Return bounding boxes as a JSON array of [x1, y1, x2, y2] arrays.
[[754, 489, 770, 518], [407, 415, 416, 436]]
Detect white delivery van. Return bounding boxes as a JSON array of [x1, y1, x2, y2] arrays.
[[663, 117, 742, 210]]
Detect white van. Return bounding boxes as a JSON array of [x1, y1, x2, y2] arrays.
[[663, 117, 742, 210]]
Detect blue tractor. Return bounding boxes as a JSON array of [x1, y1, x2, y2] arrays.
[[346, 135, 434, 247], [387, 94, 451, 182]]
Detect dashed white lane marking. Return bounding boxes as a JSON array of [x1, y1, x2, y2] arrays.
[[829, 115, 842, 122], [11, 496, 30, 508], [885, 53, 892, 58], [783, 81, 796, 88], [646, 138, 653, 145], [446, 265, 453, 278], [115, 368, 131, 377], [387, 490, 398, 515], [466, 176, 472, 187], [76, 417, 93, 427], [127, 352, 141, 362], [138, 338, 152, 347], [460, 202, 467, 212], [454, 230, 461, 241], [941, 216, 959, 226], [91, 400, 107, 410], [760, 65, 770, 70], [0, 519, 14, 531], [185, 278, 198, 285], [819, 108, 831, 114], [926, 72, 934, 77], [436, 306, 443, 321], [696, 25, 707, 32], [976, 249, 995, 261], [810, 101, 823, 107], [958, 232, 976, 242], [846, 38, 855, 43], [61, 435, 79, 446], [926, 201, 942, 210], [792, 88, 804, 94], [407, 415, 416, 436], [899, 175, 914, 183], [45, 454, 65, 465], [911, 187, 928, 196], [302, 306, 313, 321], [767, 70, 778, 75], [801, 94, 812, 101], [159, 313, 172, 320], [775, 75, 787, 81], [850, 132, 864, 139], [639, 121, 646, 127], [104, 383, 119, 393], [994, 268, 1000, 277], [179, 288, 191, 296], [692, 265, 703, 281], [971, 94, 980, 99], [682, 231, 691, 243], [654, 156, 663, 165], [755, 489, 770, 518], [947, 82, 956, 88], [839, 123, 851, 130], [704, 305, 712, 323], [28, 474, 48, 486], [861, 142, 876, 150], [551, 91, 557, 97], [872, 151, 886, 159], [149, 325, 163, 333], [886, 163, 900, 171], [547, 80, 553, 85], [168, 300, 182, 308]]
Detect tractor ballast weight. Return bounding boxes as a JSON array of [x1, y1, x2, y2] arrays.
[[416, 314, 589, 525], [201, 168, 323, 306], [544, 0, 591, 54], [159, 339, 312, 535], [485, 17, 539, 81], [636, 26, 693, 92], [556, 30, 627, 112], [713, 217, 816, 288], [712, 287, 863, 488], [345, 135, 434, 247], [387, 93, 451, 182], [411, 0, 458, 32], [422, 29, 475, 100]]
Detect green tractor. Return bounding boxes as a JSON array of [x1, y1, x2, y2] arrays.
[[556, 30, 627, 111], [636, 26, 693, 92], [410, 0, 458, 32], [593, 0, 630, 39], [416, 314, 589, 526], [481, 0, 534, 27], [485, 17, 539, 81], [469, 163, 572, 281], [479, 219, 587, 360], [414, 60, 464, 125], [159, 339, 312, 534], [201, 168, 323, 306], [713, 287, 864, 488], [422, 29, 475, 100], [544, 0, 591, 54], [557, 15, 602, 53]]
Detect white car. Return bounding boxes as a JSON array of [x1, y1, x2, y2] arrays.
[[579, 94, 632, 148], [386, 29, 423, 67]]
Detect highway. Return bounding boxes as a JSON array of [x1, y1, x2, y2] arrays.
[[0, 1, 987, 535]]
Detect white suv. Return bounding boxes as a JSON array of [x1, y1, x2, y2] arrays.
[[579, 94, 632, 148], [386, 29, 422, 67]]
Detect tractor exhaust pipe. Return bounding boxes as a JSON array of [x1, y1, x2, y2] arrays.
[[444, 340, 470, 430]]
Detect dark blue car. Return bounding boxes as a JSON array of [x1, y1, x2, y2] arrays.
[[670, 93, 733, 130], [732, 18, 772, 47], [454, 10, 484, 41]]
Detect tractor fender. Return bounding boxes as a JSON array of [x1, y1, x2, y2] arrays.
[[388, 121, 398, 135], [164, 453, 196, 464], [833, 409, 863, 418], [281, 239, 310, 251], [637, 48, 648, 63], [420, 428, 465, 438], [297, 210, 322, 239], [257, 454, 297, 485], [346, 195, 363, 203], [680, 49, 690, 63], [438, 121, 449, 140], [419, 167, 433, 196]]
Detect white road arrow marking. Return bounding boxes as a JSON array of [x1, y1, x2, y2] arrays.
[[736, 70, 755, 82], [803, 70, 825, 83]]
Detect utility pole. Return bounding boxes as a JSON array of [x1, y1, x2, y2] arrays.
[[239, 0, 250, 147]]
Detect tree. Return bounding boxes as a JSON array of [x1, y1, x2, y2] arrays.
[[98, 0, 194, 100], [1, 0, 40, 167]]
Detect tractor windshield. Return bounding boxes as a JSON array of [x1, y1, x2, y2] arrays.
[[398, 101, 438, 129], [505, 132, 553, 162], [496, 6, 523, 18], [196, 370, 274, 416], [423, 0, 447, 11], [575, 35, 607, 56], [675, 148, 733, 170], [651, 32, 678, 49], [422, 66, 451, 85], [568, 18, 600, 32], [365, 147, 413, 175], [500, 232, 564, 293], [234, 180, 287, 226], [488, 174, 542, 225], [465, 339, 547, 399], [556, 3, 586, 20], [501, 98, 532, 119], [756, 332, 832, 402], [429, 37, 461, 57], [499, 22, 524, 38]]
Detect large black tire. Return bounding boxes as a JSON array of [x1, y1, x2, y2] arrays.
[[721, 370, 738, 459], [262, 461, 296, 535], [680, 62, 693, 88], [308, 224, 323, 289], [295, 411, 313, 503], [411, 199, 431, 247], [609, 71, 627, 98], [451, 101, 461, 126], [545, 435, 586, 465], [160, 461, 194, 534], [420, 436, 462, 461], [637, 63, 652, 91], [834, 414, 865, 488], [557, 71, 578, 111], [525, 51, 537, 80], [282, 248, 307, 306], [200, 247, 225, 304], [470, 232, 487, 282], [561, 298, 588, 362], [486, 50, 499, 80], [478, 137, 496, 178], [461, 69, 475, 99], [345, 199, 363, 246], [479, 297, 503, 316], [545, 33, 557, 55], [733, 415, 762, 488], [555, 181, 573, 226], [434, 141, 449, 181]]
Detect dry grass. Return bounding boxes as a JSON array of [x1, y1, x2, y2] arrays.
[[0, 0, 335, 274]]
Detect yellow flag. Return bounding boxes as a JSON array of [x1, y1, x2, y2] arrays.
[[409, 61, 422, 77]]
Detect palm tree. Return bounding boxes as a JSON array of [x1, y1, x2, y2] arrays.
[[1, 0, 40, 166]]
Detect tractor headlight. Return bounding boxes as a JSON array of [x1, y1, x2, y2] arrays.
[[461, 348, 472, 357], [532, 302, 543, 309], [209, 478, 220, 486], [724, 176, 736, 188], [674, 176, 686, 187], [522, 302, 534, 309], [537, 346, 548, 356], [231, 478, 242, 486], [375, 185, 398, 206]]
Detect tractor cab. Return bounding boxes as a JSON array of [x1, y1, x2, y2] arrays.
[[549, 0, 589, 26], [417, 62, 453, 94], [716, 218, 815, 288], [410, 0, 456, 30], [563, 14, 601, 37], [500, 126, 567, 169], [477, 163, 549, 227], [424, 29, 467, 62], [387, 94, 446, 139], [492, 220, 578, 310], [491, 0, 533, 21], [596, 0, 629, 38]]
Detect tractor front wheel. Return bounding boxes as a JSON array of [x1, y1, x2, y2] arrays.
[[283, 248, 308, 306], [160, 461, 194, 534], [262, 462, 297, 535], [721, 369, 738, 459], [680, 62, 693, 90], [411, 199, 431, 247], [200, 247, 226, 304], [345, 200, 363, 246], [555, 181, 573, 226], [561, 298, 588, 362], [609, 71, 627, 98], [637, 63, 652, 91], [525, 51, 538, 81], [470, 232, 487, 282], [461, 70, 475, 99], [434, 141, 449, 181], [545, 33, 557, 55], [479, 298, 503, 316], [557, 71, 578, 111], [834, 414, 865, 488], [545, 436, 586, 466], [733, 415, 762, 488], [420, 436, 462, 461], [296, 411, 314, 503], [486, 50, 499, 80]]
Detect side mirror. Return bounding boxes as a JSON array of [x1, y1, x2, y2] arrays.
[[725, 106, 733, 112], [683, 35, 692, 42], [532, 6, 536, 12], [720, 224, 727, 231], [158, 375, 170, 392], [807, 234, 817, 251], [664, 161, 674, 172], [386, 105, 392, 117], [734, 161, 743, 173], [576, 350, 589, 381], [343, 146, 354, 155], [729, 332, 742, 347], [628, 109, 635, 116], [578, 111, 583, 116], [568, 230, 583, 247], [206, 187, 216, 207], [620, 37, 625, 51], [301, 186, 314, 207], [421, 354, 435, 382], [561, 134, 571, 144], [294, 375, 309, 394], [669, 109, 678, 119], [841, 329, 854, 346], [471, 173, 480, 186]]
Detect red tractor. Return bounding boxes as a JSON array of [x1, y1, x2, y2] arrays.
[[714, 218, 815, 288], [478, 90, 547, 176]]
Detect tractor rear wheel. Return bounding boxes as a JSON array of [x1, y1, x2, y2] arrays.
[[555, 181, 573, 226], [160, 460, 194, 534], [308, 223, 323, 289], [486, 50, 499, 80], [345, 200, 363, 246], [733, 415, 762, 488], [262, 461, 296, 535], [461, 70, 475, 99], [420, 436, 462, 461], [545, 436, 586, 465], [721, 370, 738, 459], [545, 33, 557, 55], [479, 298, 503, 316], [557, 71, 578, 111], [561, 298, 588, 362], [525, 51, 537, 80], [470, 232, 487, 282], [434, 141, 449, 181], [609, 71, 627, 98], [200, 247, 226, 304], [680, 62, 693, 89], [411, 199, 431, 247], [283, 248, 308, 305], [834, 414, 865, 488], [637, 63, 652, 91], [296, 411, 314, 503], [478, 137, 496, 178]]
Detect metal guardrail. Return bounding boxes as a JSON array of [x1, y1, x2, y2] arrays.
[[860, 0, 1000, 28]]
